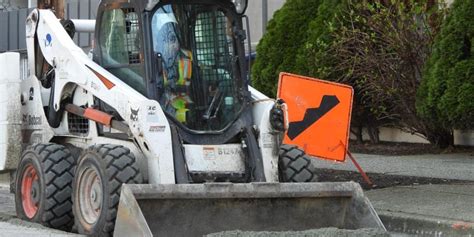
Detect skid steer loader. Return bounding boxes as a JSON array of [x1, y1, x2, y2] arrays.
[[0, 0, 385, 236]]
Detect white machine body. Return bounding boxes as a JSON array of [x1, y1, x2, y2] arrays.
[[0, 9, 281, 183]]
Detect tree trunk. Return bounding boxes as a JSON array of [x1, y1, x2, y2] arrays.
[[355, 126, 364, 143], [367, 126, 380, 144], [426, 129, 454, 149], [350, 126, 364, 144], [38, 0, 64, 19]]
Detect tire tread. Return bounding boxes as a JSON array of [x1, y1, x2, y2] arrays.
[[279, 144, 318, 182], [16, 143, 75, 231], [75, 144, 142, 236]]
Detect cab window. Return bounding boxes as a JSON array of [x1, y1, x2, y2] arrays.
[[99, 8, 146, 94]]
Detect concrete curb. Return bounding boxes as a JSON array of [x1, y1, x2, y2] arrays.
[[378, 210, 474, 236]]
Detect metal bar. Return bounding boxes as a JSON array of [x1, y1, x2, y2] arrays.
[[71, 19, 95, 33], [243, 15, 252, 83], [127, 183, 355, 199], [110, 120, 132, 137], [64, 103, 131, 135], [347, 151, 374, 187]]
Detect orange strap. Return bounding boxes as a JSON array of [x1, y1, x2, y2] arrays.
[[83, 108, 113, 126]]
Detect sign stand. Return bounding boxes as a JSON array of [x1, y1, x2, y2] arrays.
[[346, 151, 373, 187]]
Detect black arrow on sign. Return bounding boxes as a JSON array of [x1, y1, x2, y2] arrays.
[[287, 95, 340, 140]]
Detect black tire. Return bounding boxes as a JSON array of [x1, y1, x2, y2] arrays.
[[73, 144, 142, 236], [15, 143, 75, 231], [279, 144, 319, 182]]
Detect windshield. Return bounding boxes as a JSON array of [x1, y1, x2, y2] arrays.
[[152, 4, 243, 132]]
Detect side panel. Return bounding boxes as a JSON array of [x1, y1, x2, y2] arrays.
[[30, 9, 175, 184], [250, 86, 280, 182], [0, 52, 22, 170], [21, 11, 55, 148]]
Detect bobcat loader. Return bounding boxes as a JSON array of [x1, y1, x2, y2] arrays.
[[0, 0, 385, 236]]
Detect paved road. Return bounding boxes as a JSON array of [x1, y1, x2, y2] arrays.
[[2, 152, 473, 236], [312, 153, 474, 181], [366, 183, 474, 236], [0, 187, 14, 216], [311, 152, 474, 235], [367, 183, 474, 222]]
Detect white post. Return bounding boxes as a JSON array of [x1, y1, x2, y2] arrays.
[[262, 0, 268, 34]]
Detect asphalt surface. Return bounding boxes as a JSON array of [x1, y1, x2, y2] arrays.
[[0, 152, 473, 236], [312, 153, 474, 181], [0, 186, 14, 216], [367, 184, 474, 222], [313, 152, 474, 235]]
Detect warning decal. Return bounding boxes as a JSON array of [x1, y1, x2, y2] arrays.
[[277, 73, 354, 162]]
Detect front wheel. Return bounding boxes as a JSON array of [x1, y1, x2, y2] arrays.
[[15, 143, 75, 231], [73, 144, 142, 236], [279, 144, 319, 182]]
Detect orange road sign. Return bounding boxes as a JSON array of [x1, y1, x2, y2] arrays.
[[277, 72, 354, 162]]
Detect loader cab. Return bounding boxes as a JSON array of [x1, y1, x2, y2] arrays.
[[94, 0, 251, 143]]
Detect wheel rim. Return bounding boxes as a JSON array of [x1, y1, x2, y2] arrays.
[[78, 166, 103, 225], [21, 164, 40, 218]]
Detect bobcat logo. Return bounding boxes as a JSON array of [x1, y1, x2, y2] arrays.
[[44, 33, 52, 47], [130, 108, 139, 122]]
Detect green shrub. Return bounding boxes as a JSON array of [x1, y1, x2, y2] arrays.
[[295, 0, 344, 79], [418, 0, 474, 131], [251, 0, 322, 97], [295, 0, 386, 143]]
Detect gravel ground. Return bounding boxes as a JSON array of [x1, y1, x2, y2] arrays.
[[206, 228, 389, 237], [0, 188, 80, 236]]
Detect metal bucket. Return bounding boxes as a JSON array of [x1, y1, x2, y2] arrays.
[[114, 182, 385, 237]]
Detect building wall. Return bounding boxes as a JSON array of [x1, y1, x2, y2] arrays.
[[246, 0, 286, 50]]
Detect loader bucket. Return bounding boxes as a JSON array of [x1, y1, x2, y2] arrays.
[[114, 182, 385, 237]]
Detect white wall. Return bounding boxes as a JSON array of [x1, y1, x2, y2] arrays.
[[246, 0, 286, 51], [351, 127, 474, 146], [454, 130, 474, 146]]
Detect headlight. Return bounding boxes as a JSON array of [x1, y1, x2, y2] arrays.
[[270, 99, 287, 132], [232, 0, 248, 15]]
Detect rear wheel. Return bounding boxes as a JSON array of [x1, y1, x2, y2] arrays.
[[279, 144, 318, 182], [73, 144, 142, 236], [15, 143, 75, 231]]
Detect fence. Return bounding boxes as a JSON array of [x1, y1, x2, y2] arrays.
[[1, 0, 285, 53], [0, 0, 100, 52]]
